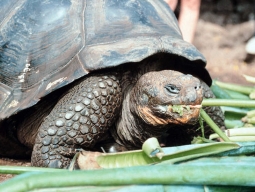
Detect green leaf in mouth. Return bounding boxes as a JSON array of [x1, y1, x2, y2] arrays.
[[172, 105, 184, 116]]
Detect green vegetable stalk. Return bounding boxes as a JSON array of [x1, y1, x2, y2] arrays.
[[142, 137, 164, 159], [243, 74, 255, 84], [1, 163, 255, 192], [210, 128, 255, 142], [202, 99, 255, 108], [214, 80, 255, 95], [200, 109, 231, 142]]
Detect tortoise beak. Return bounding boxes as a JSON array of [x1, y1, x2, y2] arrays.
[[167, 104, 201, 116], [166, 104, 201, 124]]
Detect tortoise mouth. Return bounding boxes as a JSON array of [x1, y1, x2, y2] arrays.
[[167, 104, 202, 115], [152, 103, 202, 124], [137, 104, 201, 126], [165, 104, 201, 125], [168, 104, 202, 109], [153, 104, 202, 115]]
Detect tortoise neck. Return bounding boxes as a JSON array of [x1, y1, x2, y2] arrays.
[[111, 59, 169, 149], [111, 87, 164, 149]]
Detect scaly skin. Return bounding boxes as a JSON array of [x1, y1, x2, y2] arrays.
[[31, 73, 122, 168]]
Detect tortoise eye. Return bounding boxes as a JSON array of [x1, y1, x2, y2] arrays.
[[165, 84, 180, 94]]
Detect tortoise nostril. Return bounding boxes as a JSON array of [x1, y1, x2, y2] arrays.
[[194, 85, 201, 90]]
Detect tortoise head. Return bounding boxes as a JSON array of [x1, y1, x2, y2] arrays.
[[130, 70, 203, 127]]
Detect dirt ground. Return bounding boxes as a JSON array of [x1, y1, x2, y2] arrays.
[[195, 0, 255, 85], [1, 0, 255, 183], [0, 158, 30, 182]]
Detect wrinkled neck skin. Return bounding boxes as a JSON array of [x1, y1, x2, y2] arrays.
[[112, 87, 168, 149], [112, 92, 160, 149], [111, 60, 170, 149]]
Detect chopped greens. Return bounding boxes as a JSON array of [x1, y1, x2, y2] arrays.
[[172, 105, 184, 116]]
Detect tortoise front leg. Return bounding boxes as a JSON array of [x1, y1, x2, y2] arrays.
[[31, 73, 122, 168]]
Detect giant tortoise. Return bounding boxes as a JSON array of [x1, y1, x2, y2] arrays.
[[0, 0, 224, 168]]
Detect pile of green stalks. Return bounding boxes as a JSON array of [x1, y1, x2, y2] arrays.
[[207, 74, 255, 142]]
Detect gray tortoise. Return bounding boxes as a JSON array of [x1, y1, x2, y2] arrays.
[[0, 0, 224, 168]]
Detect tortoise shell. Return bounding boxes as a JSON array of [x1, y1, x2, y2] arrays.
[[0, 0, 209, 119]]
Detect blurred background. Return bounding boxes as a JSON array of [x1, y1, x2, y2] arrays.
[[184, 0, 255, 85]]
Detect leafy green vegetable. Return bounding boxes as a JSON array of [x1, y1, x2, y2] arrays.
[[95, 142, 239, 168], [172, 105, 184, 116]]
